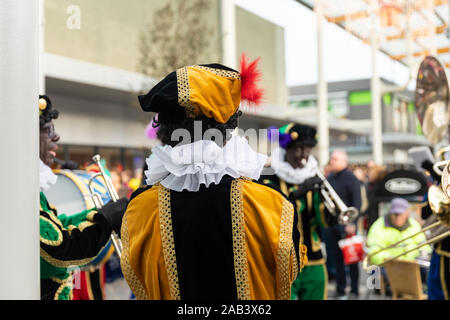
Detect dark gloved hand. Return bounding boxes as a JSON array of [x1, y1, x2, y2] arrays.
[[97, 197, 128, 236], [62, 160, 80, 170], [290, 175, 323, 199]]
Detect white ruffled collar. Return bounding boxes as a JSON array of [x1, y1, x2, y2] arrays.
[[270, 147, 318, 185], [40, 159, 58, 192], [144, 136, 267, 192]]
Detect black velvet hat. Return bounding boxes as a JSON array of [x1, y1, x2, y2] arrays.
[[275, 122, 318, 149], [138, 63, 243, 124]]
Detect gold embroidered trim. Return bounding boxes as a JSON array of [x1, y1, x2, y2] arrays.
[[230, 178, 251, 300], [45, 210, 64, 229], [159, 186, 180, 300], [310, 227, 322, 252], [120, 212, 148, 300], [323, 263, 329, 300], [319, 203, 328, 228], [276, 197, 294, 300], [176, 66, 197, 119], [49, 273, 70, 284], [300, 244, 309, 269], [76, 220, 95, 231], [67, 225, 76, 236], [295, 200, 304, 246], [176, 65, 240, 119], [194, 65, 241, 80], [66, 220, 96, 236], [53, 275, 73, 300], [40, 216, 63, 246], [40, 243, 106, 268], [290, 243, 299, 282], [86, 210, 97, 221]]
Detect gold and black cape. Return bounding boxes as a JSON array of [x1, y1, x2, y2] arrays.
[[120, 176, 303, 300]]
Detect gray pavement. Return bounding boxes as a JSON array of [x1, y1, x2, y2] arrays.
[[326, 263, 389, 300], [104, 263, 390, 300], [105, 277, 134, 300]]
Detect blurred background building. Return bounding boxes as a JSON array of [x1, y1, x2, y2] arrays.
[[41, 0, 450, 171], [42, 0, 288, 172], [289, 78, 428, 163]]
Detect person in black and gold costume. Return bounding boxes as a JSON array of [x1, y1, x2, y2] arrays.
[[261, 123, 331, 300], [39, 95, 128, 300], [120, 61, 306, 300]]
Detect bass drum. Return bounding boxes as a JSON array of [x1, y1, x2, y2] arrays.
[[45, 169, 115, 271]]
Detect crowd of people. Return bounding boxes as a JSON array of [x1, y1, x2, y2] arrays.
[[37, 58, 449, 301]]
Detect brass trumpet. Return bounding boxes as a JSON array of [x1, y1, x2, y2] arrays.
[[88, 154, 123, 259], [315, 170, 359, 225]]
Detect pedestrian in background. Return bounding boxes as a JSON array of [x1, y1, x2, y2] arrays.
[[324, 150, 361, 299]]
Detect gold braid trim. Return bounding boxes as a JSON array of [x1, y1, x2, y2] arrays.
[[67, 221, 95, 236], [40, 216, 63, 246], [276, 197, 295, 300], [67, 225, 77, 236], [86, 210, 97, 221], [290, 243, 299, 282], [300, 244, 309, 269], [159, 186, 181, 300], [176, 66, 197, 119], [194, 65, 241, 80], [120, 212, 148, 300], [53, 275, 73, 300], [230, 178, 251, 300], [176, 65, 241, 119], [40, 243, 107, 268], [43, 210, 64, 229]]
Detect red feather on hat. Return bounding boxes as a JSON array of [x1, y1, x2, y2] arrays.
[[239, 53, 264, 106]]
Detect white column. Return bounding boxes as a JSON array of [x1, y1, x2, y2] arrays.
[[370, 1, 383, 165], [220, 0, 237, 69], [39, 0, 46, 94], [316, 0, 329, 167], [0, 1, 40, 299]]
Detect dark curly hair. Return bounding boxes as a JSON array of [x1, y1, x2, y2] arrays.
[[154, 111, 242, 147], [39, 95, 59, 128]]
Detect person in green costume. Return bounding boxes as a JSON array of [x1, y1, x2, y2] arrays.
[[38, 95, 128, 300], [261, 123, 331, 300]]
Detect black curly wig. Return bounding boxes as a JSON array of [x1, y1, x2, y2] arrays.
[[39, 95, 59, 128], [154, 111, 242, 147]]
